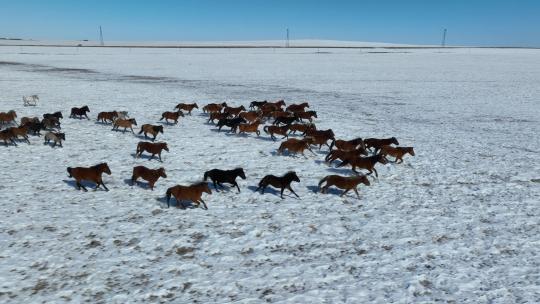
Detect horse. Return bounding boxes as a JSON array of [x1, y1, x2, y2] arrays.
[[202, 102, 227, 114], [325, 148, 368, 164], [255, 171, 300, 199], [43, 111, 63, 120], [135, 141, 169, 162], [364, 137, 399, 153], [8, 126, 30, 144], [318, 175, 370, 198], [285, 102, 309, 113], [117, 111, 129, 119], [223, 105, 246, 117], [131, 166, 167, 190], [329, 137, 366, 152], [41, 117, 61, 130], [175, 103, 199, 115], [67, 163, 111, 191], [249, 100, 267, 110], [239, 111, 261, 123], [263, 125, 289, 141], [217, 117, 246, 133], [380, 146, 415, 163], [295, 111, 317, 123], [208, 112, 228, 124], [288, 123, 316, 135], [337, 153, 389, 177], [0, 128, 17, 146], [97, 111, 118, 124], [138, 124, 164, 141], [273, 115, 299, 126], [23, 95, 39, 106], [44, 132, 65, 147], [271, 111, 293, 120], [0, 110, 17, 126], [20, 117, 40, 126], [267, 99, 286, 109], [22, 121, 45, 136], [112, 118, 137, 133], [277, 138, 314, 157], [203, 168, 246, 192], [303, 128, 335, 139], [304, 134, 334, 150], [160, 111, 184, 124], [69, 106, 90, 119], [166, 182, 212, 209], [237, 120, 262, 136]]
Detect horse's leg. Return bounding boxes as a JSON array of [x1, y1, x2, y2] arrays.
[[130, 126, 134, 134], [373, 168, 379, 179], [149, 153, 155, 161], [101, 180, 109, 191], [280, 187, 285, 199], [354, 188, 360, 199], [213, 180, 219, 192], [131, 175, 137, 185], [288, 186, 300, 198], [233, 181, 241, 193], [79, 181, 88, 192], [340, 188, 351, 197], [199, 199, 208, 210], [158, 153, 162, 162]]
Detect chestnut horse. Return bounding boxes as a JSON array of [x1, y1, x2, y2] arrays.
[[255, 171, 300, 199], [277, 138, 314, 157], [67, 163, 111, 191], [286, 102, 310, 113], [138, 124, 164, 141], [295, 110, 317, 123], [136, 141, 169, 161], [0, 110, 17, 126], [223, 105, 246, 117], [8, 126, 30, 144], [208, 112, 228, 124], [329, 137, 366, 152], [203, 168, 246, 192], [325, 148, 368, 164], [69, 106, 90, 119], [266, 99, 286, 109], [175, 103, 199, 115], [237, 120, 262, 136], [203, 102, 227, 114], [239, 111, 261, 123], [288, 123, 316, 135], [364, 137, 399, 153], [160, 111, 184, 124], [263, 125, 289, 141], [97, 111, 118, 123], [318, 174, 370, 198], [337, 154, 388, 177], [380, 146, 415, 163], [112, 118, 137, 133], [0, 128, 17, 146], [20, 117, 40, 126], [166, 182, 212, 209], [131, 166, 167, 190]]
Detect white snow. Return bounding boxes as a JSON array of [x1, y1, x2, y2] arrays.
[[0, 46, 539, 303]]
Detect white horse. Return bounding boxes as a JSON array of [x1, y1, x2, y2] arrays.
[[117, 111, 129, 119], [23, 95, 39, 106]]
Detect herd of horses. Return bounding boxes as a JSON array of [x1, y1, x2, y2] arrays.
[[1, 99, 414, 208]]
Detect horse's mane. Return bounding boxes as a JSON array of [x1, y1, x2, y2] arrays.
[[192, 181, 209, 187], [284, 171, 297, 177]]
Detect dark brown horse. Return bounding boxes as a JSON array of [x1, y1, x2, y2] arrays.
[[255, 171, 300, 199], [22, 121, 45, 136], [175, 103, 199, 115], [0, 128, 17, 146], [329, 137, 366, 152], [0, 110, 17, 126], [69, 106, 90, 119], [20, 117, 40, 126], [217, 117, 246, 132], [249, 100, 267, 110], [41, 117, 61, 130], [364, 137, 399, 153], [97, 111, 118, 123], [295, 110, 317, 122], [203, 168, 246, 192], [380, 146, 415, 163], [166, 182, 212, 209], [8, 126, 30, 144], [286, 102, 310, 113], [131, 166, 167, 190], [325, 148, 368, 164], [43, 111, 63, 120], [135, 141, 169, 161], [273, 115, 299, 126], [288, 123, 316, 135], [337, 154, 388, 177], [277, 138, 314, 157], [160, 111, 184, 124], [263, 125, 289, 141], [208, 112, 228, 124], [138, 124, 164, 141], [223, 105, 246, 117], [67, 163, 111, 191], [318, 174, 370, 198]]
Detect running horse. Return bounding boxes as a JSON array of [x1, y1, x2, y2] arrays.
[[166, 182, 212, 209], [67, 163, 112, 191], [175, 103, 199, 115], [255, 171, 300, 199], [0, 110, 17, 126], [160, 111, 184, 124], [318, 174, 370, 198], [203, 168, 246, 192], [69, 106, 90, 119], [131, 166, 167, 190], [135, 141, 169, 161]]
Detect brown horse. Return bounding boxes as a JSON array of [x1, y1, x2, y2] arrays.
[[303, 128, 335, 139], [286, 102, 310, 113], [288, 123, 316, 135], [255, 171, 300, 199], [267, 99, 286, 108], [318, 175, 370, 198], [203, 102, 227, 114], [0, 128, 17, 146], [131, 166, 167, 190], [0, 110, 17, 125], [295, 110, 317, 122], [329, 137, 366, 152], [261, 103, 282, 113], [69, 106, 90, 119], [166, 182, 212, 209], [41, 117, 61, 130], [263, 125, 290, 141], [175, 103, 199, 115], [138, 124, 164, 141], [337, 154, 389, 177], [97, 111, 118, 123], [20, 117, 40, 126], [8, 126, 30, 144], [160, 111, 184, 124], [136, 141, 169, 161], [304, 134, 334, 150], [112, 118, 137, 133], [249, 100, 267, 110], [44, 132, 65, 147], [223, 105, 246, 117], [67, 163, 111, 191], [380, 146, 415, 163], [237, 120, 262, 136], [239, 111, 261, 123], [364, 137, 399, 153], [208, 112, 228, 124], [277, 138, 314, 157], [325, 148, 368, 164]]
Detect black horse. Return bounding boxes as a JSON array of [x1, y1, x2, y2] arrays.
[[273, 115, 299, 126], [203, 168, 246, 193], [43, 111, 63, 120], [22, 121, 46, 136], [249, 100, 267, 110], [217, 117, 246, 132], [69, 106, 90, 119], [255, 171, 300, 199]]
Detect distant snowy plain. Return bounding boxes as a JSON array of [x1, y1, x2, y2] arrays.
[[0, 46, 539, 303]]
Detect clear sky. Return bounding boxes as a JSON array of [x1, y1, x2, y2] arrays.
[[1, 0, 539, 46]]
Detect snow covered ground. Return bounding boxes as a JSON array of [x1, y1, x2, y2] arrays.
[[0, 46, 539, 303]]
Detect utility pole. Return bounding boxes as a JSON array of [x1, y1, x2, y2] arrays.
[[286, 28, 290, 48], [99, 26, 104, 46], [441, 28, 447, 47]]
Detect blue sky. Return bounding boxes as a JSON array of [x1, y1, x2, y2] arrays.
[[1, 0, 539, 46]]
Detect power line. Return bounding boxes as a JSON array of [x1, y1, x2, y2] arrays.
[[441, 28, 447, 47], [99, 26, 104, 46], [286, 28, 290, 48]]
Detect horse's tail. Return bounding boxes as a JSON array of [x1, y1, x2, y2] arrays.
[[138, 126, 144, 134], [337, 159, 349, 168], [328, 139, 335, 151], [258, 176, 268, 187], [203, 171, 209, 181], [136, 142, 142, 154], [318, 176, 329, 188], [263, 125, 269, 134], [67, 167, 73, 177], [165, 188, 172, 208]]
